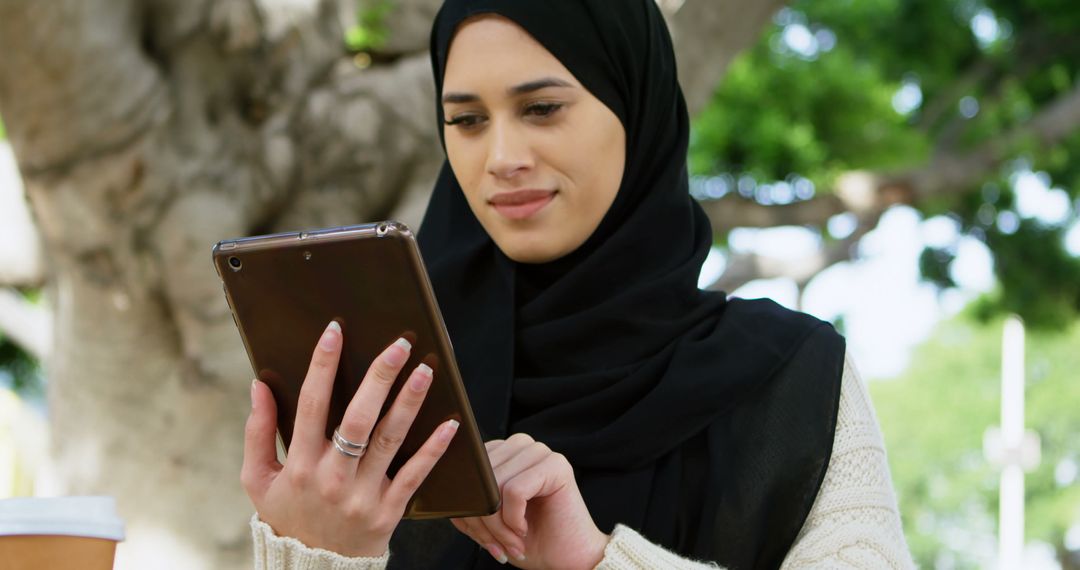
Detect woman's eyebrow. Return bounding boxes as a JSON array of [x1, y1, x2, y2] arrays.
[[441, 77, 575, 104], [442, 92, 478, 104], [507, 77, 574, 95]]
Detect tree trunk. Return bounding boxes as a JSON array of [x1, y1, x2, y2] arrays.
[[0, 1, 778, 567]]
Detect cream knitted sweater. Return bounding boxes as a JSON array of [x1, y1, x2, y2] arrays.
[[251, 355, 914, 569]]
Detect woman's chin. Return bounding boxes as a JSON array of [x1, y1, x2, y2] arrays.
[[495, 236, 575, 264]]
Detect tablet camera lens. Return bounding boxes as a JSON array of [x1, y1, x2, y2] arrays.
[[228, 256, 242, 271], [303, 251, 312, 260]]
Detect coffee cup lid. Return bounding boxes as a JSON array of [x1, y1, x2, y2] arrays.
[[0, 496, 125, 541]]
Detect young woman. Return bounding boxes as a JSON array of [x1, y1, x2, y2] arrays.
[[241, 1, 914, 568]]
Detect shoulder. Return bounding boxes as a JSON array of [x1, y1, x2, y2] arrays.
[[722, 296, 829, 330], [722, 297, 846, 380], [723, 297, 843, 348], [783, 353, 917, 569], [702, 300, 848, 567]]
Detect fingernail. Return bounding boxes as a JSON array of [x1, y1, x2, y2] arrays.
[[438, 419, 460, 443], [318, 321, 341, 352], [410, 364, 433, 391], [385, 337, 411, 367], [250, 379, 258, 409], [486, 544, 508, 565], [508, 546, 526, 561]]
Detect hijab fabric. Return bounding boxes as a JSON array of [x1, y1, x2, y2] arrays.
[[397, 1, 846, 568]]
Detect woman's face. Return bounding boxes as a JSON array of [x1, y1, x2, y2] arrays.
[[441, 16, 626, 264]]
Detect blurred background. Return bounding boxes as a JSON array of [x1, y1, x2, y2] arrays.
[[1, 0, 1078, 568]]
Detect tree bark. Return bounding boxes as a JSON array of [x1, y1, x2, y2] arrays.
[[0, 1, 779, 568], [664, 0, 788, 116]]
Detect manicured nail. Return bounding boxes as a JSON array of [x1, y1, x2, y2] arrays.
[[385, 337, 412, 367], [486, 544, 508, 565], [507, 546, 526, 562], [438, 419, 460, 443], [250, 379, 258, 409], [318, 321, 342, 352], [410, 363, 433, 391]]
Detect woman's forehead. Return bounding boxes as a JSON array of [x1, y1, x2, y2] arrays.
[[442, 15, 579, 91]]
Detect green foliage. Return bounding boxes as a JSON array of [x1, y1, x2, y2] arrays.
[[345, 0, 394, 53], [690, 0, 1080, 329], [0, 290, 45, 400], [919, 247, 959, 289], [689, 19, 929, 186], [0, 114, 6, 140], [871, 314, 1080, 567], [980, 221, 1080, 329], [0, 336, 42, 400]]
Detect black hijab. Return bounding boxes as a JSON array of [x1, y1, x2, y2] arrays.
[[394, 1, 846, 568]]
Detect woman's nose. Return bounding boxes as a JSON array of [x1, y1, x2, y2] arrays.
[[485, 120, 533, 180]]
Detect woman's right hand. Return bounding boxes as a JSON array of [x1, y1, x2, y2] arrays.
[[241, 320, 459, 557]]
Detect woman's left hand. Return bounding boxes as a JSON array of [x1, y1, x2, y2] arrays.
[[450, 433, 610, 569]]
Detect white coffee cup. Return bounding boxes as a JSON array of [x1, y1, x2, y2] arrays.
[[0, 496, 125, 570]]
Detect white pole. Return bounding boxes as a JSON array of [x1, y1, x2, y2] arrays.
[[999, 315, 1025, 570]]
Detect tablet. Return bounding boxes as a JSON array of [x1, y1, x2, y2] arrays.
[[212, 221, 500, 519]]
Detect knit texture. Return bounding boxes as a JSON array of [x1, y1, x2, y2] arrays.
[[597, 524, 721, 569], [251, 515, 389, 570], [596, 354, 914, 569], [251, 355, 913, 569], [777, 355, 915, 569]]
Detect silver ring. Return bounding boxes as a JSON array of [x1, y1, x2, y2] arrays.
[[333, 439, 365, 459], [333, 427, 368, 458]]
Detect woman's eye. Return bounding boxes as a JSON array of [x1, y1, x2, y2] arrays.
[[444, 114, 486, 129], [524, 102, 563, 118]]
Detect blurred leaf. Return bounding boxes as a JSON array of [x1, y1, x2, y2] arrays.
[[344, 0, 394, 53], [871, 314, 1080, 567], [919, 247, 959, 289], [0, 335, 43, 400], [690, 0, 1080, 327]]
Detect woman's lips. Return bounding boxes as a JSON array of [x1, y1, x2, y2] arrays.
[[488, 190, 556, 220]]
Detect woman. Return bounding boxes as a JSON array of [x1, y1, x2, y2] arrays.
[[242, 1, 914, 568]]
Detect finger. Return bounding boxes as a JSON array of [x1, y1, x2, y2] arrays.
[[336, 337, 413, 453], [241, 379, 283, 503], [449, 517, 471, 536], [452, 517, 510, 565], [500, 454, 573, 540], [487, 433, 536, 470], [476, 513, 527, 562], [290, 321, 344, 461], [383, 419, 459, 511], [492, 442, 550, 488], [357, 360, 433, 477]]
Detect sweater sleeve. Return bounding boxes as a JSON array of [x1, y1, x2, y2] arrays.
[[249, 357, 913, 570], [778, 354, 914, 569], [250, 514, 390, 570], [594, 353, 914, 570]]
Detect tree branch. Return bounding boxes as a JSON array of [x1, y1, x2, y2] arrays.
[[698, 169, 905, 236], [903, 79, 1080, 198], [708, 212, 877, 294], [700, 78, 1080, 292], [916, 57, 997, 134], [666, 0, 788, 116], [0, 0, 167, 175], [699, 193, 847, 235]]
